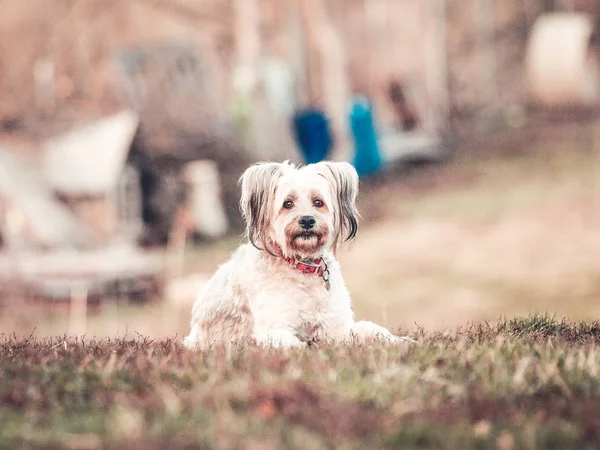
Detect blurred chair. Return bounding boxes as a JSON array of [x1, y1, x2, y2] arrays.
[[291, 108, 333, 164], [349, 96, 382, 177]]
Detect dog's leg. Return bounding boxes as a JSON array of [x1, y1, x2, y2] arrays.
[[349, 321, 416, 344], [182, 333, 200, 350], [254, 328, 305, 349]]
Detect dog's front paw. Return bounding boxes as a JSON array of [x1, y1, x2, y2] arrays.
[[386, 334, 418, 345], [255, 329, 307, 349], [369, 331, 417, 345], [350, 321, 417, 345]]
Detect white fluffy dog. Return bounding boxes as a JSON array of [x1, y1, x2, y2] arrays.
[[183, 161, 409, 349]]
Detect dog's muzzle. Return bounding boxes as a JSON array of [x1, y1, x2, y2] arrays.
[[298, 215, 316, 230]]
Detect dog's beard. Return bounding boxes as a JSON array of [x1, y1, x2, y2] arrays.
[[283, 222, 329, 258]]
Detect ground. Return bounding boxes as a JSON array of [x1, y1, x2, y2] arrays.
[[2, 315, 600, 449], [347, 116, 600, 329]]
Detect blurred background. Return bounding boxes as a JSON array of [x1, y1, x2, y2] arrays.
[[0, 0, 599, 338]]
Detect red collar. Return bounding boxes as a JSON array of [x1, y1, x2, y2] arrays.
[[283, 255, 325, 277], [273, 244, 331, 289]]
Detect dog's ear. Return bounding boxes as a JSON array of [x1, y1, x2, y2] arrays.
[[239, 162, 284, 253], [313, 161, 359, 251]]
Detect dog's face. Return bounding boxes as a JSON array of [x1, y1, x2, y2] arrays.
[[240, 161, 359, 259], [272, 169, 334, 257]]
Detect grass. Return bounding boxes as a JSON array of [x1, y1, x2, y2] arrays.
[[2, 315, 600, 449]]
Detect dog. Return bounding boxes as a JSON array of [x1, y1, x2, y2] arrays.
[[183, 161, 411, 349]]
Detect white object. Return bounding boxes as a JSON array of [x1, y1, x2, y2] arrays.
[[261, 58, 295, 117], [43, 110, 139, 195], [526, 13, 599, 106], [183, 160, 228, 239], [0, 148, 90, 248]]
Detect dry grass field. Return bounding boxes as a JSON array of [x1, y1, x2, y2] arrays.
[[2, 315, 600, 449]]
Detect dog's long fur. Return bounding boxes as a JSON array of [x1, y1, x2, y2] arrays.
[[183, 161, 408, 349]]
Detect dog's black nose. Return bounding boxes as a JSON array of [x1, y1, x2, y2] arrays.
[[298, 215, 316, 229]]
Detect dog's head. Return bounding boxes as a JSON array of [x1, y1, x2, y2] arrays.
[[239, 161, 359, 259]]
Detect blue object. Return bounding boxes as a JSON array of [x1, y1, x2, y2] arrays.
[[292, 109, 333, 164], [349, 97, 382, 177]]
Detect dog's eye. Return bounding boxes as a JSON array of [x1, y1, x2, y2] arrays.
[[313, 199, 324, 208], [283, 200, 294, 209]]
